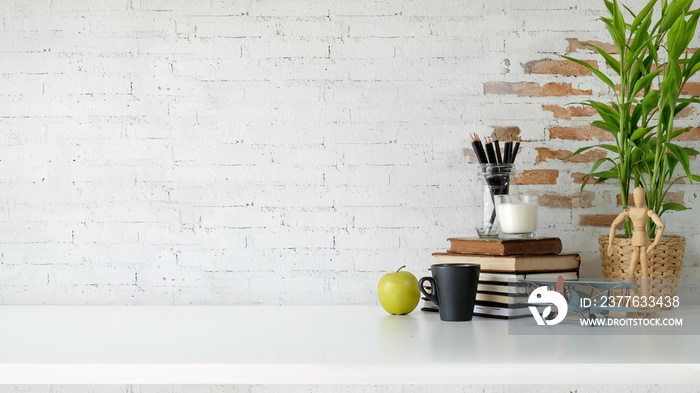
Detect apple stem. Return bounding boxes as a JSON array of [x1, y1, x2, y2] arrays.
[[396, 265, 406, 273]]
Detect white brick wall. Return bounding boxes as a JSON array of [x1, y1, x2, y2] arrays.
[[0, 0, 698, 305]]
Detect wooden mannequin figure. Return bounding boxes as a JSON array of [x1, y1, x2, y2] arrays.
[[607, 186, 665, 295]]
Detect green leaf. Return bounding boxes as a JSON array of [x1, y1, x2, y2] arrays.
[[565, 145, 599, 159], [586, 43, 621, 74], [562, 55, 616, 91], [662, 58, 681, 106], [667, 13, 687, 59], [678, 97, 700, 104], [599, 144, 620, 153], [612, 0, 626, 36], [591, 169, 619, 179], [582, 100, 620, 127], [642, 89, 661, 114], [670, 126, 691, 139], [624, 41, 649, 73], [647, 39, 659, 62], [683, 147, 700, 156], [631, 0, 658, 32], [630, 126, 655, 141], [662, 202, 689, 212], [632, 55, 655, 90], [579, 172, 609, 190], [630, 19, 653, 59], [590, 157, 616, 173], [630, 104, 644, 129], [687, 61, 700, 79], [667, 156, 679, 177], [667, 143, 692, 179], [604, 0, 615, 16], [632, 68, 663, 97], [591, 120, 620, 135], [684, 13, 700, 51], [630, 148, 643, 163], [660, 0, 692, 32], [644, 150, 657, 161], [602, 17, 626, 52], [686, 43, 700, 71]]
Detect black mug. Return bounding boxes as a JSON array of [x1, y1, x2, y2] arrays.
[[419, 263, 480, 322]]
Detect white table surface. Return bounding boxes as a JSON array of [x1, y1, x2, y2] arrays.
[[0, 305, 699, 384]]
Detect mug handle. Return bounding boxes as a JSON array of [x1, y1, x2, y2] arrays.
[[419, 277, 439, 306]]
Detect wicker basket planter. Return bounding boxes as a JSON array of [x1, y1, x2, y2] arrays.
[[598, 234, 684, 312]]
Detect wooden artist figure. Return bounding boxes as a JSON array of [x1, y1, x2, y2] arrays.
[[607, 187, 665, 292]]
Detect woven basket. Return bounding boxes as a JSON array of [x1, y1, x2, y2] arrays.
[[598, 234, 684, 311]]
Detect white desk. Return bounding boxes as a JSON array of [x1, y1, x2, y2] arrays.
[[0, 305, 699, 384]]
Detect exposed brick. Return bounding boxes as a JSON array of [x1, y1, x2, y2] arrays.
[[463, 147, 478, 163], [522, 59, 597, 76], [574, 191, 596, 208], [580, 214, 620, 227], [677, 106, 696, 119], [617, 191, 685, 206], [566, 38, 618, 54], [512, 169, 558, 185], [536, 148, 606, 163], [539, 191, 595, 209], [483, 82, 592, 97], [549, 125, 613, 141], [681, 82, 700, 96], [491, 126, 521, 141], [571, 172, 606, 184], [539, 193, 573, 208], [542, 104, 597, 120], [672, 127, 700, 141]]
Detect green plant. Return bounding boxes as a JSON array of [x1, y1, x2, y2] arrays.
[[565, 0, 700, 237]]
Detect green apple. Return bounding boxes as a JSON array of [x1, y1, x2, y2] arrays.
[[377, 266, 420, 315]]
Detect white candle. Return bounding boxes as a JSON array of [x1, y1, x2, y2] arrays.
[[496, 201, 538, 234]]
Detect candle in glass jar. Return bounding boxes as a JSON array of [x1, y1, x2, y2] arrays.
[[496, 202, 538, 233], [495, 195, 539, 237]]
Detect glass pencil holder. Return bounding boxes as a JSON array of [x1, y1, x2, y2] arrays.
[[475, 163, 514, 239]]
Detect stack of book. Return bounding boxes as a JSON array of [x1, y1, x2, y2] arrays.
[[421, 237, 580, 319]]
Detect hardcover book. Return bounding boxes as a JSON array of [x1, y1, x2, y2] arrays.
[[478, 270, 579, 283], [475, 292, 528, 305], [447, 237, 562, 256], [477, 282, 528, 295], [473, 303, 538, 319], [432, 252, 580, 273]]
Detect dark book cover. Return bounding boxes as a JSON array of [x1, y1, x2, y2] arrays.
[[447, 237, 562, 256]]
